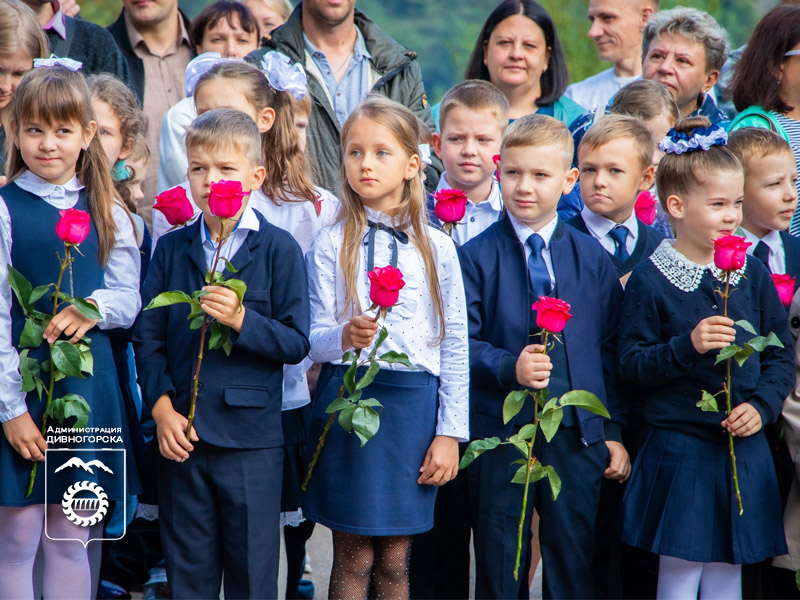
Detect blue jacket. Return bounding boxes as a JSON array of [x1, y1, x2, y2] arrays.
[[134, 214, 310, 449], [460, 215, 626, 445]]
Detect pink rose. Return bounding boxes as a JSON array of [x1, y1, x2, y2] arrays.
[[55, 208, 91, 245], [532, 296, 572, 334], [433, 188, 468, 224], [153, 186, 195, 226], [368, 265, 405, 308], [772, 273, 796, 308], [634, 191, 657, 225], [208, 180, 248, 219], [713, 235, 752, 271]]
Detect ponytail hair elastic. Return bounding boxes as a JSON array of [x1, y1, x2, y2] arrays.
[[184, 52, 242, 97], [659, 125, 728, 155], [33, 56, 82, 71], [260, 51, 308, 101]]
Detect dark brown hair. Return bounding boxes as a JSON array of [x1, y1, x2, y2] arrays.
[[190, 1, 258, 49]]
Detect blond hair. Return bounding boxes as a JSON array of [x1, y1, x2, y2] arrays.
[[185, 108, 263, 167], [339, 96, 445, 342], [727, 128, 793, 174], [580, 115, 655, 170], [610, 79, 680, 125], [438, 79, 509, 132], [501, 114, 573, 168]]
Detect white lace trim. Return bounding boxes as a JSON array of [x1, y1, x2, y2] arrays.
[[650, 240, 744, 292], [135, 503, 159, 521], [281, 508, 305, 527]]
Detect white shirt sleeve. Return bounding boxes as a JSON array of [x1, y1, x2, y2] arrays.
[[86, 203, 142, 330], [0, 196, 27, 422], [157, 98, 195, 194], [306, 228, 348, 363]]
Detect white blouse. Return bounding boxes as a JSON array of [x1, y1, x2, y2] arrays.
[[0, 171, 142, 422], [305, 206, 470, 441]]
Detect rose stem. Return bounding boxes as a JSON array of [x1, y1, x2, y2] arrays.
[[185, 221, 228, 441], [722, 272, 743, 514], [27, 246, 71, 497], [301, 382, 347, 492]]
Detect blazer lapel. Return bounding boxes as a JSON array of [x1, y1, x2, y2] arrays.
[[186, 220, 209, 277]]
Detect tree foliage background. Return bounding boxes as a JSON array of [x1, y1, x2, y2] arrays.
[[84, 0, 779, 104]]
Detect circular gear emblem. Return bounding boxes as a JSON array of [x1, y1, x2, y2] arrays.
[[61, 481, 109, 527]]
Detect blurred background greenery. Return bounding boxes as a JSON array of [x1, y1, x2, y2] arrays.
[[84, 0, 780, 104]]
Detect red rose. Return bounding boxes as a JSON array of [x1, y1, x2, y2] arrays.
[[153, 186, 195, 226], [772, 273, 796, 308], [433, 188, 468, 224], [713, 235, 752, 271], [368, 265, 405, 308], [532, 296, 572, 334], [55, 208, 91, 245], [208, 180, 248, 219], [634, 191, 657, 225]]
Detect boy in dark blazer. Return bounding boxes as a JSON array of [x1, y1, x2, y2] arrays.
[[566, 114, 663, 283], [460, 115, 628, 599], [134, 109, 309, 599]]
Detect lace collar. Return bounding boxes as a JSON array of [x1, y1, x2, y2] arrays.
[[650, 239, 744, 292]]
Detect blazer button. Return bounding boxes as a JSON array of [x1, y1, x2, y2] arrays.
[[712, 305, 718, 310]]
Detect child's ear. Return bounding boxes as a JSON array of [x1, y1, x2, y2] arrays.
[[639, 164, 656, 192], [405, 153, 421, 181], [118, 136, 135, 161], [250, 165, 267, 191], [257, 107, 276, 134], [83, 120, 98, 146], [562, 166, 579, 195], [665, 194, 684, 219], [8, 119, 19, 146], [432, 131, 443, 159]]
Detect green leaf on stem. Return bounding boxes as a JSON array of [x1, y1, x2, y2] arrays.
[[558, 390, 610, 418], [19, 350, 40, 394], [537, 387, 549, 408], [352, 406, 381, 446], [697, 390, 718, 412], [355, 361, 381, 391], [734, 320, 757, 335], [541, 464, 562, 500], [733, 345, 754, 368], [715, 344, 742, 366], [341, 351, 357, 363], [343, 359, 359, 394], [511, 463, 528, 484], [795, 569, 800, 592], [50, 290, 69, 303], [191, 290, 210, 299], [222, 336, 233, 357], [145, 291, 192, 310], [222, 278, 247, 304], [52, 340, 84, 378], [221, 258, 238, 274], [77, 340, 93, 376], [540, 395, 559, 414], [503, 390, 529, 424], [67, 297, 102, 321], [19, 318, 44, 349], [46, 393, 91, 430], [339, 404, 356, 433], [29, 284, 52, 306], [747, 332, 784, 352], [357, 398, 383, 410], [345, 389, 363, 403], [326, 396, 352, 414], [510, 439, 529, 458], [209, 321, 222, 349], [539, 406, 563, 442], [7, 266, 32, 310], [459, 436, 501, 469], [516, 423, 537, 441], [189, 316, 204, 330], [378, 351, 414, 369], [369, 327, 389, 360]]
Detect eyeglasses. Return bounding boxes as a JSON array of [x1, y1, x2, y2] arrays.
[[785, 50, 800, 57]]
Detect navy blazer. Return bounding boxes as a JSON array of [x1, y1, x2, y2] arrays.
[[460, 214, 626, 445], [566, 214, 664, 277], [134, 214, 310, 449]]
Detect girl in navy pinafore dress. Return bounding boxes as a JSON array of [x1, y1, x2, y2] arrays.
[[0, 66, 141, 598], [617, 116, 794, 599], [304, 97, 469, 598]]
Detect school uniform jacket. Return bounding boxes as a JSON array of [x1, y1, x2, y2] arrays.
[[566, 214, 665, 277], [134, 213, 310, 449], [460, 214, 626, 445]]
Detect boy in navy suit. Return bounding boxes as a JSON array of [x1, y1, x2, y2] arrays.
[[460, 115, 629, 599], [728, 128, 800, 285], [567, 114, 663, 283], [133, 109, 310, 599]]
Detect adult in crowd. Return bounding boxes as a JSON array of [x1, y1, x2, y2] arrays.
[[246, 0, 439, 193], [158, 1, 261, 192], [245, 0, 293, 39], [108, 0, 194, 226], [565, 0, 658, 114], [20, 0, 131, 85], [728, 5, 800, 236]]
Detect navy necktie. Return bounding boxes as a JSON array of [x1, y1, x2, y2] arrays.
[[526, 233, 552, 298], [608, 225, 630, 261], [753, 241, 770, 271]]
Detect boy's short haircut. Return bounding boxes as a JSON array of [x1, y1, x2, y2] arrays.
[[438, 79, 510, 132], [501, 114, 573, 168], [185, 108, 262, 166], [727, 127, 793, 174], [579, 114, 655, 171]]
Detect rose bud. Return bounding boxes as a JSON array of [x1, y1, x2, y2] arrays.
[[713, 235, 752, 271], [634, 190, 657, 226], [433, 188, 468, 225], [532, 296, 572, 334], [208, 180, 249, 219], [56, 208, 91, 245], [772, 273, 796, 308], [154, 186, 195, 227], [368, 265, 406, 309]]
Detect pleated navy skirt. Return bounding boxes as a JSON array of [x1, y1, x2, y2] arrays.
[[302, 363, 439, 535], [620, 426, 787, 564]]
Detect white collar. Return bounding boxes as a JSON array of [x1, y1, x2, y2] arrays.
[[200, 201, 260, 246], [508, 212, 558, 249], [581, 206, 638, 239], [741, 227, 781, 252], [437, 173, 503, 212], [15, 170, 83, 199], [362, 205, 409, 230], [650, 239, 744, 292]]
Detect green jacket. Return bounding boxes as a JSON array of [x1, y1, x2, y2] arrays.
[[248, 5, 439, 193], [727, 105, 790, 142]]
